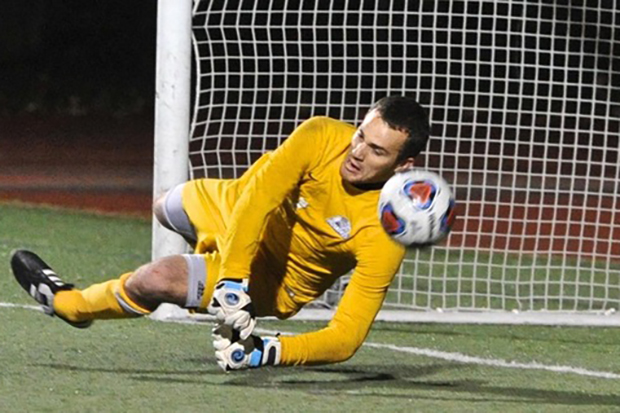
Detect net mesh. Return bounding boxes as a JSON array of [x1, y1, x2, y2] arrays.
[[190, 0, 620, 313]]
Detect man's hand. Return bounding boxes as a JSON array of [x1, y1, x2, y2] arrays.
[[207, 279, 256, 340], [213, 329, 281, 371]]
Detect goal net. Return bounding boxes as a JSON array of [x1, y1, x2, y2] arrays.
[[188, 0, 619, 320]]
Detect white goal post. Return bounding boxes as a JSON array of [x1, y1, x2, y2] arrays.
[[152, 0, 192, 260], [154, 0, 620, 325]]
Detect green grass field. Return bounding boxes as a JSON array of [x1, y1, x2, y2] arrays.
[[1, 202, 620, 412]]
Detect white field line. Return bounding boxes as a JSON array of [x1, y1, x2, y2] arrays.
[[362, 342, 620, 380], [0, 302, 42, 311], [253, 327, 620, 380], [4, 302, 620, 380]]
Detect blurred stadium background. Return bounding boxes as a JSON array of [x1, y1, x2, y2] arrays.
[[0, 1, 156, 215]]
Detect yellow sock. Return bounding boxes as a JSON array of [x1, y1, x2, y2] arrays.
[[53, 273, 151, 322]]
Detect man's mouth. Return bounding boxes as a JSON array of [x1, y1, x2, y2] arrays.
[[345, 158, 361, 174]]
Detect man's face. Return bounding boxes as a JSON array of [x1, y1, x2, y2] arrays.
[[340, 110, 413, 185]]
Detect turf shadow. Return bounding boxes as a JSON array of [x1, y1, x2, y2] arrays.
[[218, 363, 620, 407], [33, 360, 620, 406]]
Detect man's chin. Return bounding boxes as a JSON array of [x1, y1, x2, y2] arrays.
[[343, 176, 386, 190], [342, 174, 366, 186], [340, 168, 359, 184]]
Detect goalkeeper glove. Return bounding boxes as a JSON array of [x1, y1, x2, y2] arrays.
[[213, 328, 281, 371], [207, 279, 256, 340]]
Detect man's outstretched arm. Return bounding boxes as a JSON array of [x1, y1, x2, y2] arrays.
[[213, 272, 391, 370], [219, 117, 329, 281], [214, 238, 404, 369], [206, 117, 331, 339], [276, 233, 404, 366], [278, 270, 392, 365]]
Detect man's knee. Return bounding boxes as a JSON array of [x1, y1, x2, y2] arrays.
[[153, 183, 197, 242], [153, 193, 171, 230], [124, 255, 189, 309]]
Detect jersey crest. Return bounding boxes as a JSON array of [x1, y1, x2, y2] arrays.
[[327, 215, 351, 239]]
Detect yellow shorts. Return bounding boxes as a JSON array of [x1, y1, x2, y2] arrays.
[[180, 152, 271, 254], [181, 178, 238, 254]]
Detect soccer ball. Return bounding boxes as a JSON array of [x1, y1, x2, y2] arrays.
[[378, 169, 456, 246]]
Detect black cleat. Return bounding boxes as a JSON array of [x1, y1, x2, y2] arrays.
[[10, 250, 92, 329]]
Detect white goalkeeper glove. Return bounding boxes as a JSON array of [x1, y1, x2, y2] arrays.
[[207, 279, 256, 340], [213, 326, 281, 371]]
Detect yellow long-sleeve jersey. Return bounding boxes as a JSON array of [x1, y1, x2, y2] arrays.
[[186, 116, 405, 366]]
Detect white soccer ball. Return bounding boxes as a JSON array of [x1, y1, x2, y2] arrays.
[[378, 169, 456, 246]]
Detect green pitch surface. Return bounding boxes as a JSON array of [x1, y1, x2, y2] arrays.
[[1, 202, 620, 412]]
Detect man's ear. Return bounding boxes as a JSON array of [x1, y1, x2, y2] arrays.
[[394, 157, 415, 173]]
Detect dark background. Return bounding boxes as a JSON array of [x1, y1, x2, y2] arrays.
[[0, 1, 156, 116], [0, 1, 618, 217], [0, 1, 157, 214]]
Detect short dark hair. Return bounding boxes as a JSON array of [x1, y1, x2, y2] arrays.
[[369, 96, 430, 161]]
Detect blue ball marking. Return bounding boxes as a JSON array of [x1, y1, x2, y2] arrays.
[[440, 199, 456, 232]]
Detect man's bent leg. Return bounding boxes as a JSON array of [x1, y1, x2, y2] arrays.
[[53, 255, 191, 323]]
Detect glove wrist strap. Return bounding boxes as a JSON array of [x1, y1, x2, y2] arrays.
[[249, 336, 281, 367]]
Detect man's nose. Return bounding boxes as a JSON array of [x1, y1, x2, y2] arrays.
[[352, 142, 367, 160]]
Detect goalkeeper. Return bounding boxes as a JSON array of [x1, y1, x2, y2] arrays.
[[11, 96, 430, 370]]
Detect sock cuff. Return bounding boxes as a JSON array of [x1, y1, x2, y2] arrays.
[[115, 272, 151, 316]]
